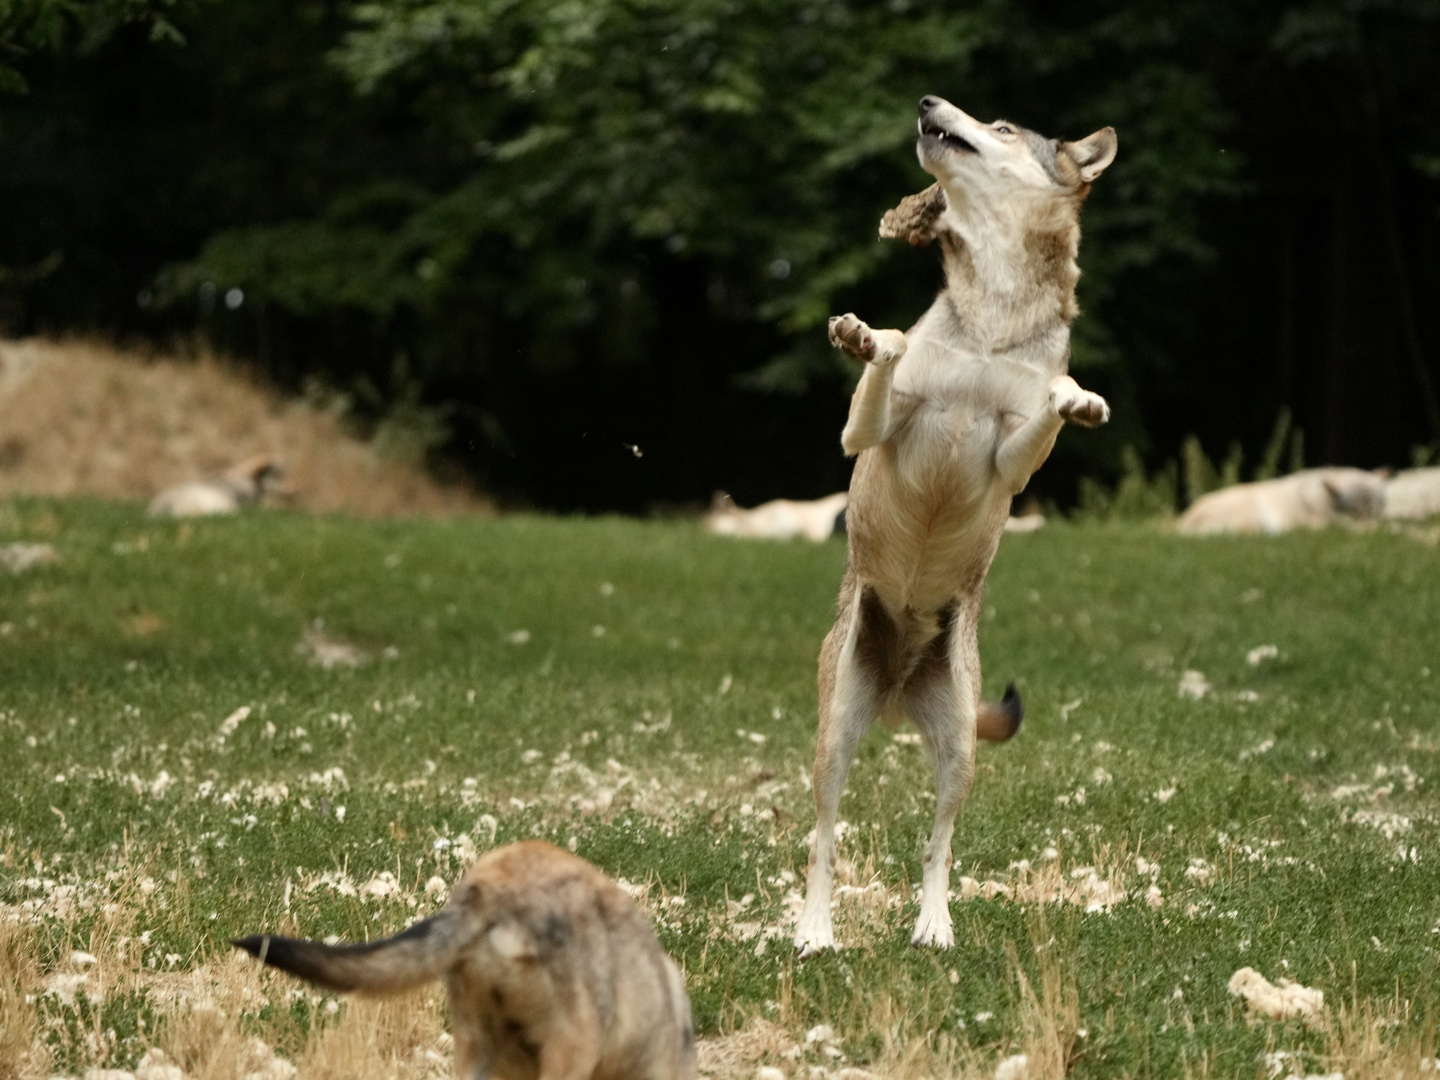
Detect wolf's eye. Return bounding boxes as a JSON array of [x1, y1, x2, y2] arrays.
[[995, 124, 1014, 135]]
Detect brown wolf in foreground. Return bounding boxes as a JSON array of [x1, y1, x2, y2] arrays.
[[234, 841, 695, 1080], [793, 96, 1117, 956]]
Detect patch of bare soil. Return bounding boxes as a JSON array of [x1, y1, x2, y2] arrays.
[[0, 338, 489, 517]]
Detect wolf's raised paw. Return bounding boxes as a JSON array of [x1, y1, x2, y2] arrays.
[[1051, 382, 1110, 428], [828, 313, 879, 363]]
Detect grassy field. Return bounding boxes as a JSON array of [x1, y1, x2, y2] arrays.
[[2, 498, 1439, 1079]]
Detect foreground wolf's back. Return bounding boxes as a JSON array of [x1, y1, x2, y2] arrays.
[[234, 840, 696, 1080]]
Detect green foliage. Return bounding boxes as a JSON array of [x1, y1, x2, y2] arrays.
[[1181, 434, 1219, 507], [0, 0, 190, 90], [162, 0, 1238, 394], [1075, 445, 1177, 521], [1253, 408, 1293, 483]]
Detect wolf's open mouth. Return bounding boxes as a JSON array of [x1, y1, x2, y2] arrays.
[[919, 118, 977, 153]]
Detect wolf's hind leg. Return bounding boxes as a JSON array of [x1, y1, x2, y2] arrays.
[[536, 1012, 603, 1080], [902, 609, 978, 949], [795, 582, 886, 957], [447, 972, 496, 1080]]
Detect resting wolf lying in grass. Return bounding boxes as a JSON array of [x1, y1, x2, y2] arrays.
[[235, 841, 695, 1080], [1176, 467, 1387, 535], [795, 96, 1117, 956]]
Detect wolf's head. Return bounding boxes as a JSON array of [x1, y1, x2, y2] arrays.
[[884, 98, 1117, 331], [916, 96, 1116, 205], [222, 454, 288, 504]]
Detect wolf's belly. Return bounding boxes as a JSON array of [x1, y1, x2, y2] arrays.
[[846, 435, 1010, 614]]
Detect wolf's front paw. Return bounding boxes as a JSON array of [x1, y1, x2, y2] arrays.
[[1049, 378, 1110, 428], [829, 313, 879, 363]]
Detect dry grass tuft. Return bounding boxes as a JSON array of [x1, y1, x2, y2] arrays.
[[1309, 988, 1437, 1080], [0, 917, 49, 1080], [694, 1016, 791, 1078], [1007, 913, 1080, 1080], [295, 991, 449, 1080], [749, 911, 1081, 1080], [0, 337, 489, 517], [147, 954, 299, 1080]]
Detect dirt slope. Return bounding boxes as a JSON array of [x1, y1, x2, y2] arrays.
[[0, 338, 489, 517]]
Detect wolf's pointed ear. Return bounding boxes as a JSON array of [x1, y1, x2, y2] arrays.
[[1062, 127, 1118, 183], [879, 183, 948, 247]]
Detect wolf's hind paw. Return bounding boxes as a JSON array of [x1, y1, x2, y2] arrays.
[[910, 908, 955, 949], [793, 905, 837, 958]]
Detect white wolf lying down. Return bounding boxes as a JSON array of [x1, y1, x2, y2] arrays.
[[704, 491, 1046, 541], [1175, 467, 1387, 535], [703, 491, 849, 541], [148, 454, 286, 518], [1383, 467, 1440, 521]]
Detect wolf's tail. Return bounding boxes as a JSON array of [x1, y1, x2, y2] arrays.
[[976, 683, 1024, 743], [232, 907, 478, 995]]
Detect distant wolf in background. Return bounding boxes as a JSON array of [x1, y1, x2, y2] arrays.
[[1382, 466, 1440, 521], [703, 491, 849, 541], [234, 841, 695, 1080], [703, 490, 1046, 541], [148, 454, 286, 517], [1176, 467, 1387, 535], [794, 96, 1116, 956]]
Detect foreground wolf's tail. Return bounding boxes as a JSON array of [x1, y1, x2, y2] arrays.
[[233, 907, 477, 995], [976, 683, 1023, 743]]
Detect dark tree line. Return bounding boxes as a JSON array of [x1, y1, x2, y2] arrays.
[[2, 0, 1438, 511]]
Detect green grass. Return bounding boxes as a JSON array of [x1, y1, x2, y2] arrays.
[[3, 498, 1439, 1077]]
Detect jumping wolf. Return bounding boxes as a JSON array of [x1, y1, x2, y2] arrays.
[[794, 96, 1117, 956], [235, 841, 696, 1080]]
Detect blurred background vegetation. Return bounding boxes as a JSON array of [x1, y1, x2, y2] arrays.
[[2, 0, 1438, 511]]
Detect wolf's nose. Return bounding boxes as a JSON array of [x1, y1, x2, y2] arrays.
[[919, 95, 941, 115]]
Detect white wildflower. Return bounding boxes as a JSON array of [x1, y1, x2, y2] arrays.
[[1178, 670, 1211, 700], [1246, 644, 1280, 666], [218, 705, 251, 737]]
